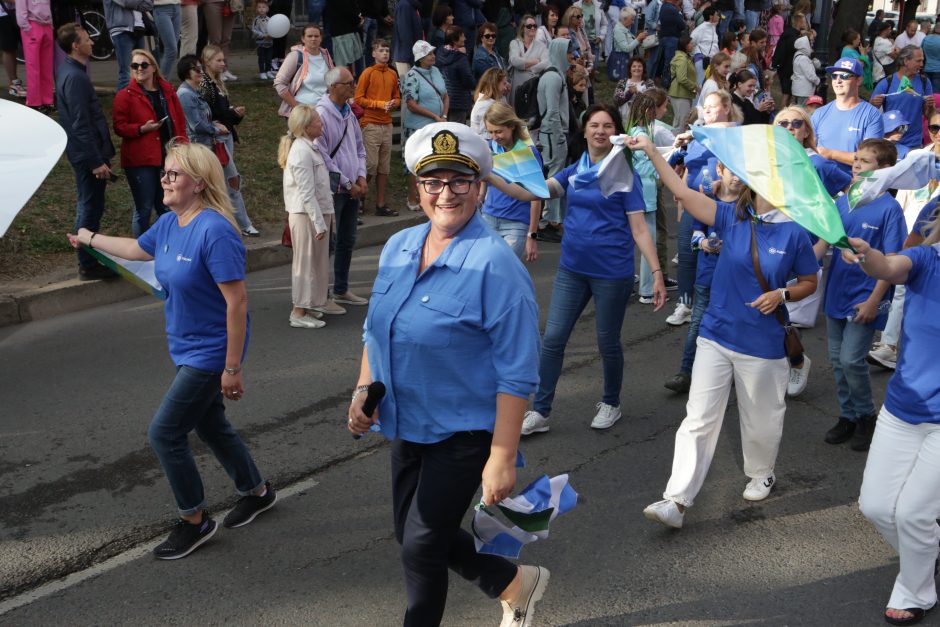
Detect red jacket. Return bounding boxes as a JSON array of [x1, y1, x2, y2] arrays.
[[112, 77, 188, 168]]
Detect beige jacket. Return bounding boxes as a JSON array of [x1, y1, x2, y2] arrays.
[[283, 137, 334, 235]]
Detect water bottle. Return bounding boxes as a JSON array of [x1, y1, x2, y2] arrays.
[[706, 232, 722, 252]]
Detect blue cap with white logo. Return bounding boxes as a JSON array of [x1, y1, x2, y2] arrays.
[[882, 110, 910, 134], [825, 57, 864, 76]]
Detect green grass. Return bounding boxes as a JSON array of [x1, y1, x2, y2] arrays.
[[1, 71, 617, 280]]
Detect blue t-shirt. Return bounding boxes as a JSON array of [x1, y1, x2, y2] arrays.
[[812, 101, 884, 175], [691, 160, 720, 286], [871, 73, 933, 149], [137, 210, 249, 371], [884, 244, 940, 424], [364, 213, 541, 443], [823, 194, 906, 329], [895, 142, 911, 161], [683, 140, 713, 190], [553, 157, 646, 279], [809, 152, 852, 197], [483, 140, 544, 224], [699, 202, 818, 359], [912, 196, 939, 237]]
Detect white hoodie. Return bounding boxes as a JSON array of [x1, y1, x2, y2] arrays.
[[791, 36, 820, 98]]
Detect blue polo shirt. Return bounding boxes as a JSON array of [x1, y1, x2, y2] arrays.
[[483, 139, 544, 224], [137, 210, 249, 371], [363, 213, 541, 443], [809, 153, 852, 197], [683, 140, 714, 190], [824, 194, 906, 328], [699, 202, 818, 359], [553, 157, 646, 280], [884, 244, 940, 424], [812, 100, 884, 175], [871, 74, 933, 149]]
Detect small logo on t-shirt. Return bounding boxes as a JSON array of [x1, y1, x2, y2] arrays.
[[768, 247, 786, 255], [861, 222, 880, 230], [847, 126, 861, 132], [176, 254, 193, 263]]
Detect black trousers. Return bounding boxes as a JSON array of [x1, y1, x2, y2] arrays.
[[391, 431, 518, 627]]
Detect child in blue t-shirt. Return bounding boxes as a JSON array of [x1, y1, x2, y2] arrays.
[[815, 138, 907, 452]]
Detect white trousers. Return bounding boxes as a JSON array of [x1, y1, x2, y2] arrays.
[[881, 284, 906, 347], [859, 407, 940, 611], [664, 337, 789, 507]]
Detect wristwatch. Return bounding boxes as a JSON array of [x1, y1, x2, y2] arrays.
[[224, 366, 241, 375], [528, 232, 538, 240], [779, 288, 790, 303], [343, 180, 353, 191]]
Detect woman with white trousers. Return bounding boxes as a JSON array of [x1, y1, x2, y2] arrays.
[[847, 228, 940, 627]]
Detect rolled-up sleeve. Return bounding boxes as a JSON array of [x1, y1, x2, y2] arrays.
[[485, 297, 541, 398]]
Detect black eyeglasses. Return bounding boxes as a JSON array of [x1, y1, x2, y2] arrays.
[[483, 33, 496, 39], [830, 72, 854, 81], [130, 61, 152, 71], [776, 119, 805, 129], [160, 169, 181, 183], [418, 178, 473, 195], [929, 124, 940, 135], [333, 80, 355, 87], [524, 23, 537, 29]]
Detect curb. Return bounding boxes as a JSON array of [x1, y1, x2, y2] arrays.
[[0, 214, 426, 329]]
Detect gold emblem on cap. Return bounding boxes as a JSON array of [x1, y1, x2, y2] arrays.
[[414, 128, 480, 174], [432, 130, 459, 156]]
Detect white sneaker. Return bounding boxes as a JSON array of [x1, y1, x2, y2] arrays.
[[289, 314, 326, 329], [241, 225, 260, 237], [311, 299, 347, 315], [743, 473, 775, 501], [520, 410, 549, 435], [643, 499, 684, 528], [259, 72, 268, 79], [666, 301, 692, 326], [222, 70, 238, 81], [787, 355, 811, 397], [499, 565, 550, 627], [867, 342, 897, 369], [333, 290, 369, 305], [406, 200, 422, 211], [590, 402, 621, 429]]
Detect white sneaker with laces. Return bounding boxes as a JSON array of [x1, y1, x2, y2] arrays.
[[666, 302, 692, 326], [643, 499, 684, 528], [499, 565, 550, 627], [333, 290, 369, 305], [868, 343, 897, 369], [590, 402, 621, 429], [743, 473, 775, 501], [311, 299, 347, 315], [222, 70, 238, 81], [289, 314, 325, 329], [787, 355, 811, 397], [520, 410, 549, 435]]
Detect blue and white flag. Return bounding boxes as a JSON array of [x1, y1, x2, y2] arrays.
[[847, 148, 940, 209]]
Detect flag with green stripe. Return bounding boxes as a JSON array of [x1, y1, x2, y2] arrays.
[[692, 124, 852, 249]]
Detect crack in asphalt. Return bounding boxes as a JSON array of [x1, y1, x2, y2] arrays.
[[303, 532, 398, 569]]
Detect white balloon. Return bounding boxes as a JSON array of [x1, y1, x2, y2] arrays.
[[0, 100, 66, 238], [267, 14, 291, 39]]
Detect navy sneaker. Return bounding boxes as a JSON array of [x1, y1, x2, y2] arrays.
[[153, 513, 218, 560], [223, 482, 278, 528]]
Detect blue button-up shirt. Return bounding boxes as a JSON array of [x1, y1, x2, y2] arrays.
[[364, 213, 541, 443]]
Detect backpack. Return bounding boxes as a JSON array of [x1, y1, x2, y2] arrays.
[[514, 67, 559, 130]]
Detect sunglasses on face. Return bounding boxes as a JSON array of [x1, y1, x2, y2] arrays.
[[483, 33, 496, 39], [929, 124, 940, 135], [830, 72, 855, 81], [130, 62, 152, 71], [524, 23, 537, 29], [776, 119, 805, 129]]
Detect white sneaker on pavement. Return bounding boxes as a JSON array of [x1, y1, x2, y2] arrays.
[[787, 355, 811, 397], [499, 565, 550, 627], [520, 410, 550, 435], [311, 299, 347, 315], [867, 342, 897, 369], [666, 301, 692, 326], [643, 499, 684, 528], [590, 402, 621, 429], [743, 473, 775, 501], [289, 314, 325, 329], [333, 290, 369, 305], [222, 70, 238, 81]]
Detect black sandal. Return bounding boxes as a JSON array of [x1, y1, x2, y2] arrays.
[[885, 604, 934, 626], [375, 206, 399, 217]]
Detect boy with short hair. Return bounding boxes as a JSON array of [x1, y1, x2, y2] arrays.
[[252, 0, 274, 79], [815, 138, 907, 452], [354, 39, 401, 216]]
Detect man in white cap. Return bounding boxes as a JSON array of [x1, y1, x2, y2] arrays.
[[347, 122, 550, 627]]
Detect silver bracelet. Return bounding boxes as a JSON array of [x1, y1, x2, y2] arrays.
[[351, 385, 370, 403]]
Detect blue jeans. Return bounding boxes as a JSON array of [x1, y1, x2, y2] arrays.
[[638, 211, 657, 297], [154, 4, 181, 78], [307, 0, 325, 25], [148, 365, 264, 515], [677, 210, 697, 306], [534, 266, 633, 415], [219, 133, 253, 231], [680, 284, 711, 374], [716, 11, 733, 39], [826, 315, 878, 421], [332, 192, 360, 295], [928, 71, 940, 95], [125, 165, 168, 237], [745, 9, 761, 32], [73, 164, 108, 270], [733, 0, 746, 22], [112, 30, 144, 91], [646, 42, 662, 83], [482, 212, 528, 259], [660, 36, 678, 88]]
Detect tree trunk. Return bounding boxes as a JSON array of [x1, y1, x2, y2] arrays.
[[829, 0, 867, 59], [901, 0, 920, 32]]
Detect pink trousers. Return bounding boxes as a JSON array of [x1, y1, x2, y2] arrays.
[[22, 21, 54, 107]]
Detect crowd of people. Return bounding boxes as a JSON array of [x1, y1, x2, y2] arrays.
[[20, 0, 939, 624]]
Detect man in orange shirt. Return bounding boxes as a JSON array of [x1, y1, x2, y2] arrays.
[[355, 39, 401, 216]]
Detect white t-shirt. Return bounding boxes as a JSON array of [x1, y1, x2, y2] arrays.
[[894, 30, 926, 50], [295, 54, 329, 105]]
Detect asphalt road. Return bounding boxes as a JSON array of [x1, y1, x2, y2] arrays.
[[0, 238, 917, 626]]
